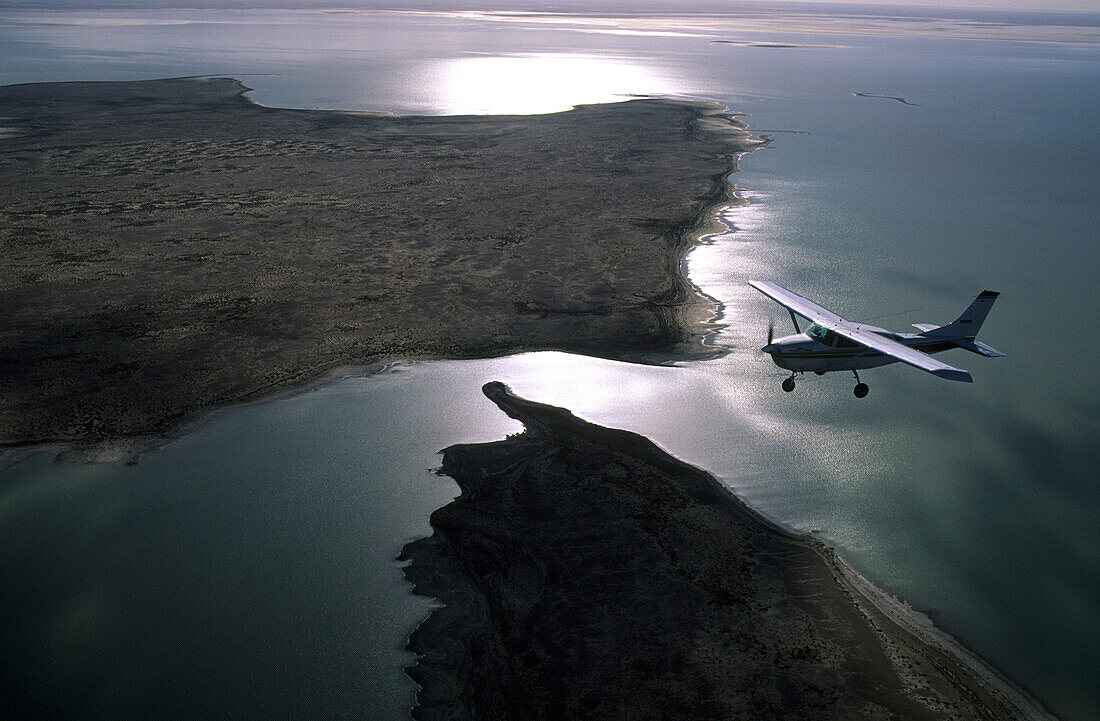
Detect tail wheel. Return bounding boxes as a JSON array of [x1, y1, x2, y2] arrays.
[[782, 377, 796, 392], [854, 383, 869, 398]]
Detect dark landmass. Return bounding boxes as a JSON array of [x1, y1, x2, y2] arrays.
[[0, 77, 752, 454], [711, 40, 840, 49], [401, 382, 1053, 721], [853, 92, 922, 107]]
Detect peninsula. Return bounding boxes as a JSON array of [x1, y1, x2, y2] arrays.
[[401, 382, 1053, 721], [0, 77, 751, 454]]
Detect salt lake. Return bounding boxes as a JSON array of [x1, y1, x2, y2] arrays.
[[1, 5, 1097, 719]]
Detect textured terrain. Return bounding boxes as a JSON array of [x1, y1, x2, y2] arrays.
[[0, 77, 751, 450], [401, 383, 1051, 721]]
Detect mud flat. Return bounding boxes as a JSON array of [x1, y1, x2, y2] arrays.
[[401, 382, 1055, 721], [0, 77, 752, 453]]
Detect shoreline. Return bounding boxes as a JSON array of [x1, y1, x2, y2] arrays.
[[0, 76, 757, 454], [0, 75, 1058, 719], [401, 382, 1056, 720], [829, 553, 1056, 721], [0, 81, 752, 469], [0, 353, 1057, 720]]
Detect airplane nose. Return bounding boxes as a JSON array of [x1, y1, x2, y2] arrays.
[[761, 343, 776, 354]]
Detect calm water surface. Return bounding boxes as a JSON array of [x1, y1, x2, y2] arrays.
[[1, 8, 1097, 720]]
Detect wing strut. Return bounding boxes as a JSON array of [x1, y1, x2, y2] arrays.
[[787, 308, 801, 334]]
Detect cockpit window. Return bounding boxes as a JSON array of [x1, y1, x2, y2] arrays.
[[806, 323, 831, 343], [806, 322, 859, 349]]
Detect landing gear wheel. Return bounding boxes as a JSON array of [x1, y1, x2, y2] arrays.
[[814, 370, 826, 376], [782, 377, 796, 392], [853, 383, 869, 398]]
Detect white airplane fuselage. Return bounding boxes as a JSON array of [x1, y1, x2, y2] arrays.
[[749, 282, 1002, 394], [762, 331, 958, 373]]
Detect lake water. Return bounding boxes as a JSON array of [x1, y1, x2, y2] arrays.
[[0, 6, 1097, 720]]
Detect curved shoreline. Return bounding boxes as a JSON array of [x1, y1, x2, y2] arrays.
[[0, 353, 1058, 720], [0, 86, 754, 469], [0, 75, 1059, 720], [829, 554, 1056, 721], [0, 76, 757, 456], [401, 382, 1056, 720]]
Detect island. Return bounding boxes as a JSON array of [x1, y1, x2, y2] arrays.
[[401, 382, 1053, 721], [0, 77, 751, 457]]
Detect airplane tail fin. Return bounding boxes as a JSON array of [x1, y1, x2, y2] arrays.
[[923, 290, 1000, 339]]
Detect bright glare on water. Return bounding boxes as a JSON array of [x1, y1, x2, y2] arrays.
[[0, 6, 1097, 721], [432, 53, 676, 115]]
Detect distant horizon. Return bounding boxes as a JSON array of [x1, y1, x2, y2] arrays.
[[0, 1, 1097, 18]]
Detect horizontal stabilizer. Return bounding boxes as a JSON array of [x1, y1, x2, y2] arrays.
[[949, 338, 1006, 358], [912, 323, 940, 333]]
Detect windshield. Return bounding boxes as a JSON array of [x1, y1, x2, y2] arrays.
[[806, 322, 860, 349], [806, 323, 831, 342]]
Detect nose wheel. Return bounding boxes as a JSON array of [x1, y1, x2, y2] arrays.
[[782, 375, 796, 392], [853, 371, 869, 398]]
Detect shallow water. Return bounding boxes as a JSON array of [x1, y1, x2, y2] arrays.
[[0, 6, 1097, 720]]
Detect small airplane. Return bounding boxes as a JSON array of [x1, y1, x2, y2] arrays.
[[748, 280, 1004, 397]]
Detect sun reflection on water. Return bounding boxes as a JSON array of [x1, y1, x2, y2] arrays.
[[432, 53, 677, 115]]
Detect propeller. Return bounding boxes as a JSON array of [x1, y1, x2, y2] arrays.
[[766, 319, 774, 345]]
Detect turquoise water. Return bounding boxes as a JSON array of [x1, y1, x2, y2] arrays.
[[0, 7, 1097, 720], [0, 368, 522, 719]]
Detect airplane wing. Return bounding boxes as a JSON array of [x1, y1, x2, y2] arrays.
[[829, 322, 973, 382], [748, 280, 846, 326], [748, 280, 973, 383]]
